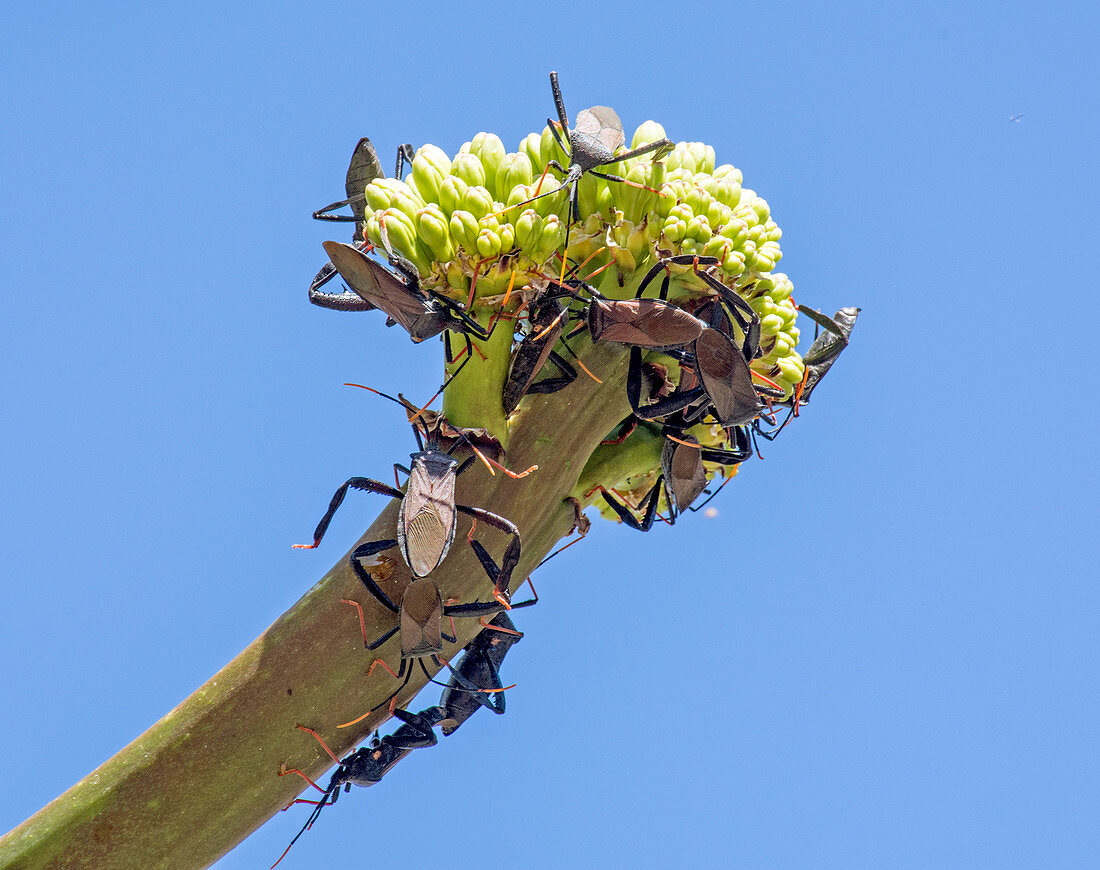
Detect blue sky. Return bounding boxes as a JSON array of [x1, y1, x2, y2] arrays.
[[2, 2, 1097, 868]]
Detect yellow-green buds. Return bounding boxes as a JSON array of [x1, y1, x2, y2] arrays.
[[448, 209, 480, 255], [410, 145, 452, 205], [450, 152, 487, 189], [416, 205, 453, 263], [631, 121, 668, 150], [469, 133, 507, 200]]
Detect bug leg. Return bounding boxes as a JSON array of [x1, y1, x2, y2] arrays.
[[349, 541, 402, 613], [394, 144, 415, 179], [309, 277, 378, 311], [595, 136, 674, 166], [311, 193, 366, 222], [442, 654, 509, 715], [636, 260, 671, 299], [597, 479, 664, 532], [549, 71, 570, 135], [523, 351, 577, 395], [381, 707, 439, 750], [691, 266, 761, 357], [364, 626, 399, 652], [455, 506, 521, 598], [294, 477, 404, 549], [626, 346, 703, 420]]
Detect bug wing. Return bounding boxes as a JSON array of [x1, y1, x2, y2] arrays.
[[576, 106, 625, 153], [321, 241, 433, 338], [798, 306, 860, 402], [662, 436, 708, 513], [590, 299, 705, 348], [695, 328, 764, 426], [399, 579, 444, 658], [398, 454, 458, 577], [345, 138, 384, 242], [346, 138, 383, 202]]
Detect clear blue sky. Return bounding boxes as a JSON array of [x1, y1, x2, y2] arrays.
[[2, 2, 1097, 868]]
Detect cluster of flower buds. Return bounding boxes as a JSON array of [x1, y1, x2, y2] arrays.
[[359, 123, 804, 401], [320, 107, 856, 532]]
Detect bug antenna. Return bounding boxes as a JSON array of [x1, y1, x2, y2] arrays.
[[558, 337, 603, 384], [343, 382, 403, 407], [535, 532, 586, 567], [272, 780, 337, 868]]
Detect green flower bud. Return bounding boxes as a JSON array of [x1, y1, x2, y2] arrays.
[[365, 179, 393, 213], [377, 178, 425, 225], [541, 123, 568, 166], [668, 202, 695, 224], [514, 209, 543, 257], [752, 197, 771, 224], [410, 145, 451, 205], [625, 222, 652, 271], [450, 152, 486, 189], [476, 227, 503, 259], [525, 176, 564, 219], [684, 185, 713, 220], [378, 205, 416, 247], [697, 143, 716, 174], [470, 133, 506, 200], [664, 146, 688, 173], [706, 199, 732, 230], [655, 177, 693, 219], [632, 121, 668, 150], [365, 213, 381, 249], [685, 214, 713, 245], [498, 152, 534, 201], [770, 274, 793, 302], [449, 209, 480, 254], [416, 205, 454, 262], [663, 215, 688, 244], [759, 240, 782, 265], [720, 248, 746, 276], [713, 177, 742, 211], [519, 133, 544, 171], [702, 235, 732, 262], [500, 221, 516, 253], [462, 185, 495, 220], [714, 164, 743, 185], [479, 213, 513, 253], [616, 161, 661, 225], [751, 251, 775, 273], [751, 295, 776, 317], [379, 209, 430, 273], [761, 313, 785, 336], [777, 356, 804, 385], [438, 175, 469, 218], [536, 214, 566, 261], [576, 171, 604, 221]]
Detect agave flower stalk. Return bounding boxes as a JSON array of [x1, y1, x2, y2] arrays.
[[0, 117, 855, 870]]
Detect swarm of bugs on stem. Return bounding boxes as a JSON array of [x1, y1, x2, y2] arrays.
[[279, 70, 858, 864]]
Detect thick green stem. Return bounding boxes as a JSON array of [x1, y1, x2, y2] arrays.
[[441, 309, 514, 443], [572, 421, 665, 507], [0, 340, 632, 870]]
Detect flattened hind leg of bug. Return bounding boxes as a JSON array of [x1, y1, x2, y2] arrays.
[[294, 477, 404, 550]]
